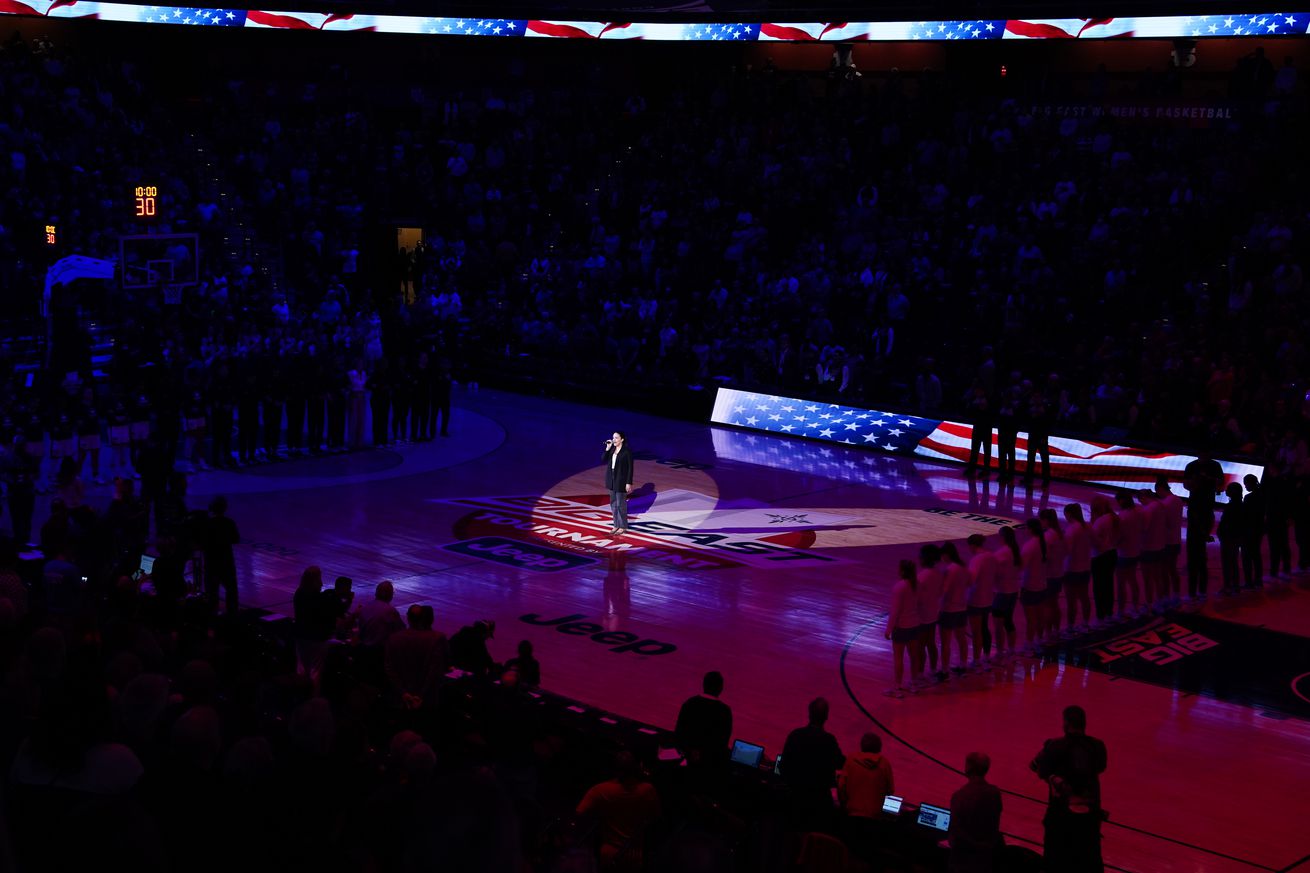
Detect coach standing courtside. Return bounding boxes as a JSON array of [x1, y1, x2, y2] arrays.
[[604, 431, 634, 536], [1031, 705, 1108, 873]]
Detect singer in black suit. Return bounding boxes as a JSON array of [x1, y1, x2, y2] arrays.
[[604, 431, 634, 535]]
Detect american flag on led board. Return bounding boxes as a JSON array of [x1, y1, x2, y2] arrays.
[[710, 387, 1262, 500], [682, 22, 760, 40], [524, 20, 752, 38], [420, 17, 526, 36], [1004, 13, 1304, 38], [759, 20, 1004, 40], [2, 3, 1309, 40], [141, 5, 244, 24]]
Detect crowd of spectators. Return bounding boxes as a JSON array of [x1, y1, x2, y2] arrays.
[[6, 26, 1269, 872], [1, 29, 460, 495], [3, 31, 1310, 497]]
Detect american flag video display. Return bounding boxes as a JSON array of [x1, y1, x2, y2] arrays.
[[710, 388, 1263, 502], [2, 2, 1306, 42]]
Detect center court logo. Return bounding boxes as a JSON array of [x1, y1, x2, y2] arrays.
[[444, 492, 840, 570], [441, 490, 1019, 572]]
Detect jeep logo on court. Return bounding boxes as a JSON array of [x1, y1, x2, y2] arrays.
[[519, 612, 677, 656], [444, 537, 597, 572]]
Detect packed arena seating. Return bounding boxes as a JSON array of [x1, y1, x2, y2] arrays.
[[0, 20, 1306, 873], [2, 28, 1309, 466]]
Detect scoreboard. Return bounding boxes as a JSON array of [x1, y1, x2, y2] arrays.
[[133, 185, 159, 219]]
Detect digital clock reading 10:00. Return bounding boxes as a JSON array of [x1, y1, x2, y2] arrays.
[[134, 186, 158, 218]]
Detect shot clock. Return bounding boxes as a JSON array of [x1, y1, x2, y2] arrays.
[[133, 185, 159, 219]]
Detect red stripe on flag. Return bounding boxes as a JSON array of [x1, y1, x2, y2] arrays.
[[321, 13, 370, 28], [527, 20, 599, 37], [760, 22, 819, 40], [0, 0, 43, 15], [1004, 19, 1078, 38], [936, 422, 1177, 462], [917, 438, 1172, 483], [1076, 17, 1115, 35], [598, 21, 632, 36], [246, 10, 316, 28]]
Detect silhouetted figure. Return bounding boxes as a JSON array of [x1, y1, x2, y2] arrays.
[[1031, 706, 1107, 873], [675, 671, 732, 767], [780, 697, 844, 832], [201, 496, 240, 616]]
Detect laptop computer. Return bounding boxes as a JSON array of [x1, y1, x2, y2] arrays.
[[729, 739, 765, 768], [917, 802, 952, 832], [882, 794, 903, 816]]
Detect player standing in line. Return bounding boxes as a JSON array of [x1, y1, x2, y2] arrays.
[[939, 542, 972, 677], [1020, 519, 1049, 655], [992, 528, 1022, 663], [966, 533, 997, 671], [1062, 503, 1093, 634], [885, 559, 923, 698]]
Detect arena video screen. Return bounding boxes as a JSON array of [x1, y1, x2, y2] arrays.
[[710, 388, 1262, 502]]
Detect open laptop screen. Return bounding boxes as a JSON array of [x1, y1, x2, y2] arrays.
[[729, 740, 764, 768], [917, 803, 952, 832]]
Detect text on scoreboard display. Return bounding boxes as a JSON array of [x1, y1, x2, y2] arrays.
[[133, 185, 159, 219]]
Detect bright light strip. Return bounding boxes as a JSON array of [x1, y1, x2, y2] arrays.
[[2, 3, 1305, 41]]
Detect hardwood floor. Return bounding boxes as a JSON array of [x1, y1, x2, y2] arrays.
[[153, 389, 1310, 873]]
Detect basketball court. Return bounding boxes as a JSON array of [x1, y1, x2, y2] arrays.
[[171, 389, 1310, 873]]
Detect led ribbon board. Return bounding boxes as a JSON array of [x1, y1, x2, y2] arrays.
[[1, 4, 1305, 41]]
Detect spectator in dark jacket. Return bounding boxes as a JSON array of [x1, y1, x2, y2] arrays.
[[674, 671, 732, 766], [385, 605, 448, 709], [948, 752, 1003, 873], [293, 566, 333, 682], [503, 639, 541, 689], [449, 619, 496, 677], [780, 697, 844, 832], [1031, 706, 1108, 873], [200, 496, 239, 616]]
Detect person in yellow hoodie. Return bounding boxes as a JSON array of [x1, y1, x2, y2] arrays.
[[839, 732, 895, 861]]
